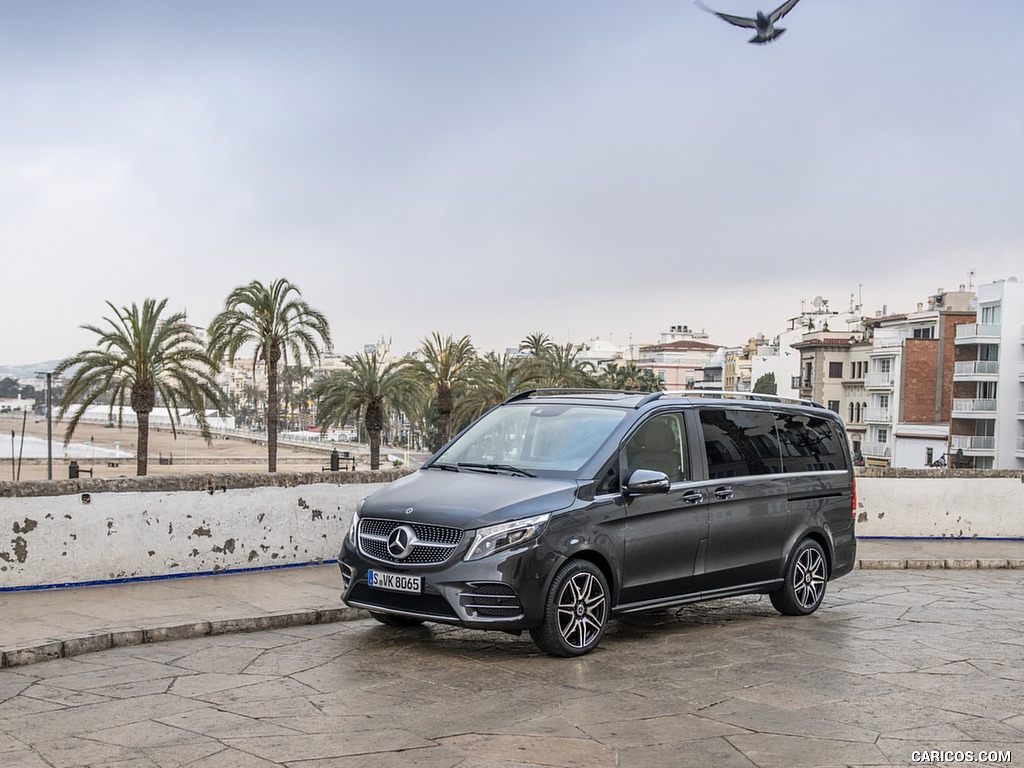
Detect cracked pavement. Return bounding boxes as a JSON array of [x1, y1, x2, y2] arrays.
[[1, 570, 1021, 767]]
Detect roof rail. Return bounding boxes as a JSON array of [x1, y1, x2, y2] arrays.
[[503, 388, 640, 404], [636, 390, 825, 410]]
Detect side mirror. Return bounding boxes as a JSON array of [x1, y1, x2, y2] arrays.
[[623, 469, 671, 495]]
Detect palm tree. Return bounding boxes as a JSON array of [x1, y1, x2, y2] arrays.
[[598, 362, 665, 393], [456, 351, 539, 426], [519, 331, 555, 358], [532, 341, 596, 388], [409, 332, 476, 449], [313, 349, 420, 470], [207, 278, 331, 472], [54, 298, 222, 476]]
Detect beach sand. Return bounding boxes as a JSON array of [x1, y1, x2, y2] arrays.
[[1, 413, 368, 482]]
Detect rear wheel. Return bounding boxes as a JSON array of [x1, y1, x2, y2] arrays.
[[770, 539, 828, 616], [530, 560, 609, 657], [369, 611, 425, 628]]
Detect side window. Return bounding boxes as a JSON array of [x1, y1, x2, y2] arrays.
[[776, 412, 848, 472], [624, 413, 688, 484], [699, 408, 781, 479]]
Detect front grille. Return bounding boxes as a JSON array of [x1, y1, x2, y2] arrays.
[[348, 583, 459, 619], [359, 518, 463, 565], [459, 582, 523, 618]]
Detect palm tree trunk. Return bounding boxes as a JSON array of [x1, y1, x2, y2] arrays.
[[136, 413, 150, 477], [267, 360, 279, 472]]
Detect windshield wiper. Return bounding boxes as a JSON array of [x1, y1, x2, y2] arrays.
[[428, 462, 460, 472], [457, 462, 537, 478]]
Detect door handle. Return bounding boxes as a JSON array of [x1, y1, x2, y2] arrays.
[[714, 486, 733, 500], [681, 490, 703, 504]]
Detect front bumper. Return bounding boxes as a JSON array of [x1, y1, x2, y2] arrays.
[[338, 536, 556, 631]]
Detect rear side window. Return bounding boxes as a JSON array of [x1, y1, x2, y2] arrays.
[[699, 409, 781, 479], [775, 412, 848, 472]]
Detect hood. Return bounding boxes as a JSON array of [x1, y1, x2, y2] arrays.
[[360, 468, 578, 528]]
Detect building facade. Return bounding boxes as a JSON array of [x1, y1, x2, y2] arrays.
[[951, 278, 1024, 469]]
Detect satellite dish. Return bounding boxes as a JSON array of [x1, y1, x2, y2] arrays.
[[1008, 276, 1018, 283], [812, 296, 824, 308]]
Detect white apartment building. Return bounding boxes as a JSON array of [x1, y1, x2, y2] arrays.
[[951, 278, 1024, 469]]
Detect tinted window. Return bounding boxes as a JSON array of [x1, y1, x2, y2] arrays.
[[699, 409, 781, 479], [775, 412, 848, 472]]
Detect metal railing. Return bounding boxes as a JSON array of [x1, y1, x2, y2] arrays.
[[864, 372, 894, 389], [860, 441, 891, 458], [953, 360, 1000, 376], [952, 398, 998, 413], [955, 323, 1001, 340], [950, 435, 996, 451]]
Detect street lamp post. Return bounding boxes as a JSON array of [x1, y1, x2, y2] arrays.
[[35, 371, 55, 480]]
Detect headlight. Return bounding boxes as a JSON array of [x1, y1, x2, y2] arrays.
[[347, 502, 363, 546], [464, 513, 551, 562]]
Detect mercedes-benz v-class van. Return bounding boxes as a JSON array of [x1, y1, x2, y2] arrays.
[[338, 390, 857, 656]]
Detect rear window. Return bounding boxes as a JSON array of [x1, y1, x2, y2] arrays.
[[775, 412, 848, 472]]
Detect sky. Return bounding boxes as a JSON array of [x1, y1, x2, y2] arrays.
[[2, 0, 1022, 366]]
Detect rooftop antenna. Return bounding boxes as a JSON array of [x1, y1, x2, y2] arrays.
[[967, 269, 976, 291]]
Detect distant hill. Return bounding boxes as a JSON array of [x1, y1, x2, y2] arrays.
[[0, 360, 67, 381]]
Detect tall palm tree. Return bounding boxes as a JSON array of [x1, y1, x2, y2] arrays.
[[313, 349, 420, 470], [519, 331, 555, 358], [409, 332, 476, 449], [207, 278, 331, 472], [54, 298, 222, 476], [456, 351, 539, 426], [532, 341, 597, 388]]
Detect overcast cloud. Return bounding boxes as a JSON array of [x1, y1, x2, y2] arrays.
[[2, 0, 1022, 364]]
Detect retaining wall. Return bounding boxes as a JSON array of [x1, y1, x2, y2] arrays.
[[855, 469, 1024, 539], [0, 471, 408, 590], [1, 469, 1022, 591]]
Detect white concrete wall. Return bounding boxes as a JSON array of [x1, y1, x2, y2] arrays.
[[1, 477, 389, 589], [856, 475, 1024, 538]]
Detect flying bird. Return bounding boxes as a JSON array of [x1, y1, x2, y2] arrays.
[[694, 0, 802, 44]]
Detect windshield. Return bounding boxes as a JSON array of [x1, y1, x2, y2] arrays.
[[433, 403, 628, 475]]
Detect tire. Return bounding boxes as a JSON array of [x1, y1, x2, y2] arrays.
[[369, 611, 425, 628], [530, 559, 609, 657], [770, 538, 828, 616]]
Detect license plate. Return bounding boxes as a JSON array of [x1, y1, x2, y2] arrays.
[[367, 569, 422, 594]]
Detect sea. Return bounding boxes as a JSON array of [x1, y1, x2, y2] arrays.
[[0, 435, 131, 460]]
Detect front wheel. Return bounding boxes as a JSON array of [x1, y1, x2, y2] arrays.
[[530, 559, 609, 657], [770, 538, 828, 616]]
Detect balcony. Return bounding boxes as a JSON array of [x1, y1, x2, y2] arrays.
[[1018, 437, 1024, 458], [1019, 400, 1024, 418], [955, 323, 1001, 344], [953, 360, 1000, 381], [860, 441, 891, 459], [950, 435, 996, 453], [864, 372, 894, 389], [951, 398, 998, 418], [863, 407, 892, 423]]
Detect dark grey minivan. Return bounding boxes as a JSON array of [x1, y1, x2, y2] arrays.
[[339, 390, 857, 656]]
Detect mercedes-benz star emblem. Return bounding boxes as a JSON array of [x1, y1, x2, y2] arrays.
[[387, 525, 417, 560]]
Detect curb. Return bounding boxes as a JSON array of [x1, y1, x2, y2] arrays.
[[857, 558, 1024, 571], [1, 605, 366, 670], [5, 561, 1023, 669]]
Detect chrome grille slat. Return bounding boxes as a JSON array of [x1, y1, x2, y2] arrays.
[[358, 517, 463, 565]]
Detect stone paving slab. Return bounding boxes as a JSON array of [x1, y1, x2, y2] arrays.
[[2, 539, 1023, 669], [0, 570, 1021, 767]]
